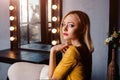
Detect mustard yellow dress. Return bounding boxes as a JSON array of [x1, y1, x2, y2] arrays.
[[53, 46, 92, 80]]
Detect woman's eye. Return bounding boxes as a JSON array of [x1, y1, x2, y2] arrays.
[[61, 23, 74, 28], [69, 24, 74, 27]]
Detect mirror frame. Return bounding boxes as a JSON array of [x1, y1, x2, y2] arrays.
[[9, 0, 62, 50]]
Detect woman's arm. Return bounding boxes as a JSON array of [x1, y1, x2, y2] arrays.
[[48, 44, 69, 79]]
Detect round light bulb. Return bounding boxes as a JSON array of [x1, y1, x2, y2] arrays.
[[52, 40, 57, 45], [10, 16, 15, 21], [52, 5, 57, 10], [10, 37, 15, 41], [9, 26, 15, 31], [9, 6, 14, 10], [52, 28, 57, 34], [52, 16, 57, 22]]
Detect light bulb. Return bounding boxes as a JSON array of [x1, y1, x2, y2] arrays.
[[10, 16, 15, 21], [52, 16, 57, 22], [9, 26, 15, 31], [10, 37, 15, 41], [52, 5, 57, 10], [48, 23, 52, 27], [9, 6, 15, 10], [52, 40, 57, 45], [52, 28, 57, 34]]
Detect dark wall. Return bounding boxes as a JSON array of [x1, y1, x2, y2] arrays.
[[109, 0, 120, 79], [118, 0, 120, 78]]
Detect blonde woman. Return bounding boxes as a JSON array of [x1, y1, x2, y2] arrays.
[[48, 10, 94, 80]]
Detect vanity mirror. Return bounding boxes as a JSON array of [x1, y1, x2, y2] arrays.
[[9, 0, 62, 51]]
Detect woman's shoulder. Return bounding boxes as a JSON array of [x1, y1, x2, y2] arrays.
[[67, 46, 78, 52], [67, 45, 90, 55], [65, 46, 81, 56], [67, 45, 83, 52]]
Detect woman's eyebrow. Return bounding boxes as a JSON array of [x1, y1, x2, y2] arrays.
[[68, 22, 74, 23], [63, 22, 74, 24]]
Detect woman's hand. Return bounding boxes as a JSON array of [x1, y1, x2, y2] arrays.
[[51, 44, 69, 54]]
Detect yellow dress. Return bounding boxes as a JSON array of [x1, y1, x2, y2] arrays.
[[53, 46, 92, 80]]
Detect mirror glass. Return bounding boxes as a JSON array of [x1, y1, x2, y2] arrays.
[[19, 0, 52, 51], [20, 0, 41, 45]]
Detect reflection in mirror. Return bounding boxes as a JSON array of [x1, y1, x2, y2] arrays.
[[20, 0, 52, 51], [20, 0, 41, 45]]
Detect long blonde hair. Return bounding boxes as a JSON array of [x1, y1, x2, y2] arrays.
[[60, 10, 94, 53]]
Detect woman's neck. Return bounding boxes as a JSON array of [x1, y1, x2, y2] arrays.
[[71, 39, 81, 47]]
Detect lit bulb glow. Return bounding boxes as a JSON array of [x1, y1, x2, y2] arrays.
[[10, 16, 15, 21], [52, 5, 57, 10], [9, 26, 15, 31], [9, 6, 15, 10], [52, 16, 57, 22], [48, 23, 52, 27], [10, 37, 15, 41], [52, 28, 57, 34], [52, 40, 57, 45]]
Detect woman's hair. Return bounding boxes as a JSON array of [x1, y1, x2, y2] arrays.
[[60, 10, 94, 53]]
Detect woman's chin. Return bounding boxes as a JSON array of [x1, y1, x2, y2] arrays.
[[63, 37, 70, 41], [63, 37, 68, 40]]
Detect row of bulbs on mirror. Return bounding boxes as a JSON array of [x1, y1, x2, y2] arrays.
[[51, 4, 59, 45], [9, 5, 16, 41]]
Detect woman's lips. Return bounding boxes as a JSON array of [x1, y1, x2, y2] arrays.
[[63, 33, 68, 36]]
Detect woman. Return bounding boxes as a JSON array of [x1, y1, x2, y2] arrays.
[[8, 10, 94, 80], [48, 10, 94, 80]]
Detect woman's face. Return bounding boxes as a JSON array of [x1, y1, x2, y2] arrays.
[[62, 14, 80, 41]]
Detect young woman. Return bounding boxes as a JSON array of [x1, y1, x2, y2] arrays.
[[8, 10, 94, 80], [48, 10, 94, 80]]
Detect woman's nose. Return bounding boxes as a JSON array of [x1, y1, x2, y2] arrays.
[[63, 25, 68, 31]]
